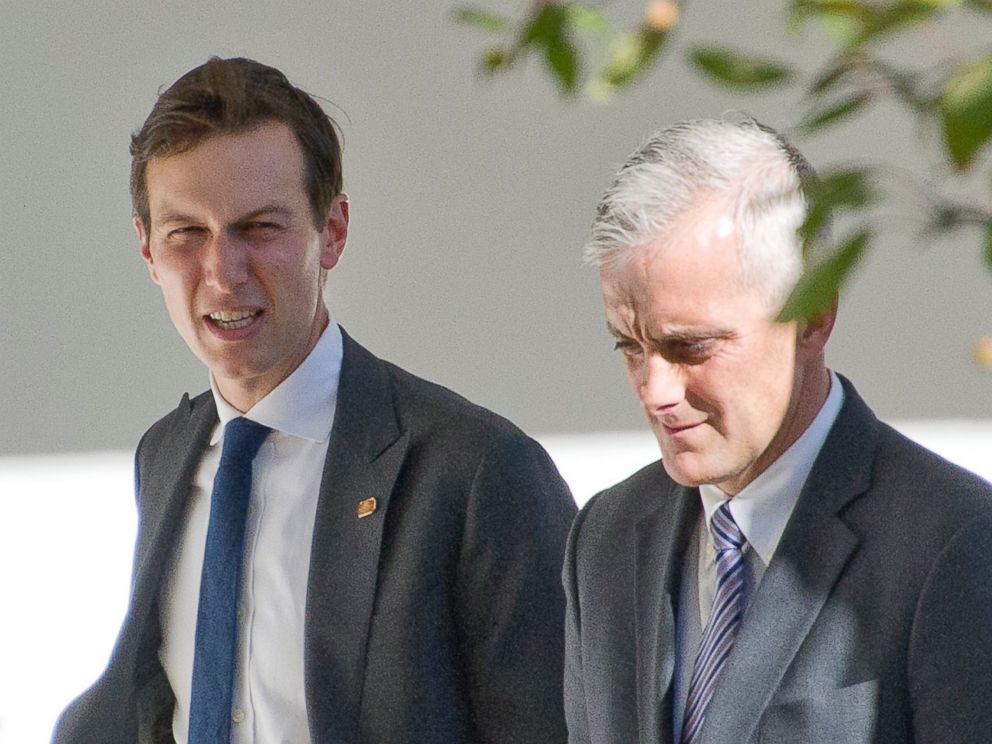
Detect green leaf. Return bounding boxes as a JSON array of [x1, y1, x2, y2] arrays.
[[801, 167, 877, 243], [791, 0, 868, 22], [689, 45, 794, 88], [451, 6, 509, 32], [598, 27, 668, 90], [790, 0, 868, 44], [850, 1, 944, 47], [521, 3, 569, 47], [480, 46, 510, 74], [792, 0, 948, 47], [567, 4, 611, 35], [965, 0, 992, 11], [779, 230, 871, 321], [799, 93, 871, 132], [546, 36, 580, 93], [516, 3, 582, 96], [810, 56, 857, 94], [939, 53, 992, 170]]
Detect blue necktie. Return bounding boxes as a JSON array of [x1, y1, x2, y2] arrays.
[[188, 417, 271, 743], [681, 502, 749, 744]]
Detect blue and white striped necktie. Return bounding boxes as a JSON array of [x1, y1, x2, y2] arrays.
[[681, 502, 749, 744]]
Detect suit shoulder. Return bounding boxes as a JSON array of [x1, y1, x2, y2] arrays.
[[873, 422, 992, 513], [137, 390, 212, 453], [379, 357, 531, 445], [846, 421, 992, 562], [574, 460, 673, 539], [833, 376, 992, 515]]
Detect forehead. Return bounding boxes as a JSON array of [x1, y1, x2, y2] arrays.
[[600, 212, 769, 333], [145, 122, 307, 219]]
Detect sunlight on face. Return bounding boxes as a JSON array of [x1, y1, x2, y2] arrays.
[[136, 123, 347, 411], [600, 207, 810, 495]]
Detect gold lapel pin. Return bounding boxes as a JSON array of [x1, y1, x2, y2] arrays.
[[356, 497, 377, 518]]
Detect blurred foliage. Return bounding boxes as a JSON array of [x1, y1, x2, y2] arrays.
[[454, 0, 992, 332]]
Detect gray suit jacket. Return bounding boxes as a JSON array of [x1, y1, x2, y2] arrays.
[[564, 376, 992, 744], [54, 330, 576, 743]]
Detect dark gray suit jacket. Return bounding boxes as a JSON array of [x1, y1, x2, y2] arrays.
[[564, 377, 992, 744], [54, 331, 576, 743]]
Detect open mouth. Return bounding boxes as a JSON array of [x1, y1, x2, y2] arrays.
[[207, 309, 261, 330]]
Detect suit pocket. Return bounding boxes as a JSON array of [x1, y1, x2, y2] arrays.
[[757, 679, 878, 744]]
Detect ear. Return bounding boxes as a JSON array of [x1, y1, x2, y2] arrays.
[[134, 214, 161, 285], [319, 193, 349, 271], [796, 295, 837, 359]]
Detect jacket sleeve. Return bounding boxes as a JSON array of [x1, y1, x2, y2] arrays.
[[909, 514, 992, 742], [455, 431, 578, 744], [563, 500, 593, 744]]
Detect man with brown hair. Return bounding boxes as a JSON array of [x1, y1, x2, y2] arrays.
[[54, 57, 575, 744]]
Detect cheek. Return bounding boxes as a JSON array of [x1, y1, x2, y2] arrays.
[[680, 365, 723, 415], [158, 268, 198, 307], [266, 248, 323, 289], [622, 357, 640, 390], [736, 362, 796, 443], [741, 328, 797, 391]]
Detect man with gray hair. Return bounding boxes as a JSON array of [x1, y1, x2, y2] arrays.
[[564, 117, 992, 743]]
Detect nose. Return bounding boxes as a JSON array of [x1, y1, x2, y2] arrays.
[[635, 354, 685, 412], [203, 232, 249, 292]]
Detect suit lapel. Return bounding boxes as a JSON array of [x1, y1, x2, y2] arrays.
[[698, 378, 878, 744], [304, 332, 409, 744], [635, 477, 699, 744], [127, 393, 217, 684]]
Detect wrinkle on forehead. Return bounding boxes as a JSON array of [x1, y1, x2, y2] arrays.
[[600, 264, 658, 345], [598, 207, 774, 346]]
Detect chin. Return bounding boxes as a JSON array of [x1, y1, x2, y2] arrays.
[[660, 456, 706, 488]]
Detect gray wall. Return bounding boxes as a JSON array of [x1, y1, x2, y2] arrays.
[[2, 1, 990, 456]]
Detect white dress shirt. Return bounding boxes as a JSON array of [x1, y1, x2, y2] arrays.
[[696, 370, 845, 627], [158, 320, 343, 744]]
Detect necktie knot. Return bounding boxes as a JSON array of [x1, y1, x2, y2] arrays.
[[710, 502, 745, 553], [220, 417, 272, 466]]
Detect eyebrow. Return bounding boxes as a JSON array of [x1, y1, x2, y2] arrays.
[[606, 322, 733, 342], [154, 209, 199, 227], [154, 204, 294, 228], [235, 205, 293, 223]]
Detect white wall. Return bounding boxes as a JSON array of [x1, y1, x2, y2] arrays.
[[3, 423, 991, 742]]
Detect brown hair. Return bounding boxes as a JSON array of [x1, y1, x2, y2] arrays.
[[130, 56, 342, 229]]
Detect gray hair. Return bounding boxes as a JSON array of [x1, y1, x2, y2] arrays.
[[585, 116, 816, 306]]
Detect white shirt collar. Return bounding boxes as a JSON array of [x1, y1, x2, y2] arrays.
[[209, 319, 344, 445], [699, 370, 845, 565]]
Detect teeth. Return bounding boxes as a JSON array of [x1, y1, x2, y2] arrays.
[[210, 310, 254, 322], [209, 309, 258, 329]]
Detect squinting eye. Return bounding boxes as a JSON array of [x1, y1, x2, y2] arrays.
[[670, 341, 713, 363], [239, 223, 284, 242], [613, 340, 640, 357]]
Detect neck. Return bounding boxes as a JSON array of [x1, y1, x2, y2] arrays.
[[722, 362, 831, 496], [215, 312, 330, 413]]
